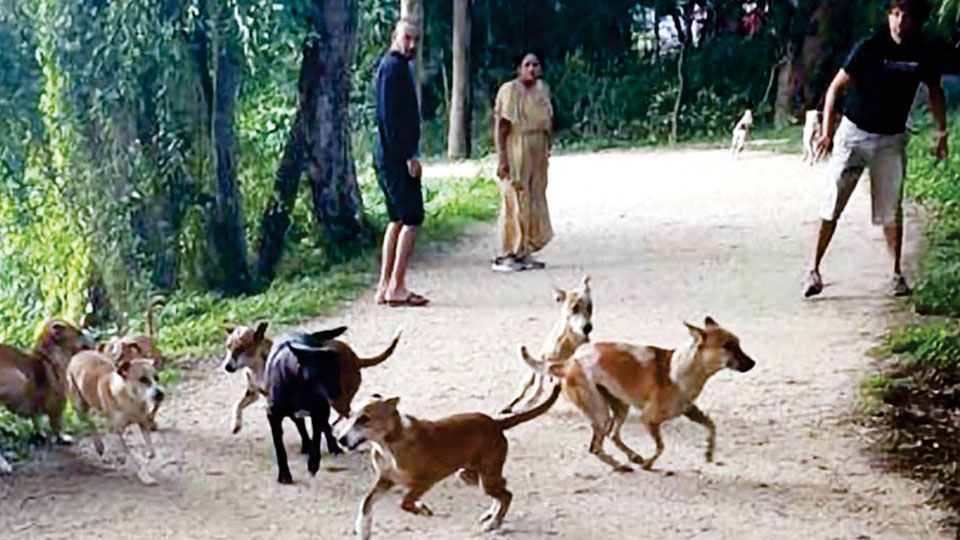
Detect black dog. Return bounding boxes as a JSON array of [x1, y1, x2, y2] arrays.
[[264, 328, 345, 484]]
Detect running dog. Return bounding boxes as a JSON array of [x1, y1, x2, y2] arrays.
[[802, 109, 823, 164], [223, 323, 399, 434], [98, 296, 167, 430], [0, 319, 92, 449], [261, 333, 348, 484], [526, 317, 755, 472], [500, 276, 593, 414], [67, 350, 165, 484], [731, 109, 754, 159], [339, 384, 561, 539]]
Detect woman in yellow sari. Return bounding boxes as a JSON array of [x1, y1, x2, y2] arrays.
[[492, 52, 554, 272]]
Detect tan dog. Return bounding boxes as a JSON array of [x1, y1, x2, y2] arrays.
[[501, 276, 593, 414], [223, 322, 400, 434], [67, 350, 165, 484], [0, 319, 92, 452], [528, 317, 755, 472], [98, 297, 167, 430], [339, 383, 561, 539]]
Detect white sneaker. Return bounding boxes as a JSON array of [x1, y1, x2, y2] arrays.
[[491, 256, 525, 273]]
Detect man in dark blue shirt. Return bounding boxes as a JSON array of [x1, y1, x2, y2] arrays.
[[804, 0, 948, 298], [374, 18, 429, 307]]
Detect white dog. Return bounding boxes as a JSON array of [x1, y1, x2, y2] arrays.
[[731, 109, 753, 159]]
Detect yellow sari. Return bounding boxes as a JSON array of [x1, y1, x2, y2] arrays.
[[494, 79, 554, 258]]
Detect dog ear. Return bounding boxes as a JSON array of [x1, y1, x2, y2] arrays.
[[684, 322, 705, 341], [383, 396, 400, 411], [552, 287, 566, 303], [117, 342, 142, 363], [704, 316, 718, 329], [254, 322, 269, 342], [117, 359, 132, 378]]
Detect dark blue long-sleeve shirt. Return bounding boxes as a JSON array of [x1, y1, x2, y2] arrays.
[[375, 51, 420, 164]]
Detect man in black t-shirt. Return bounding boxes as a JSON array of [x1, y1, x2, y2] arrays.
[[803, 0, 948, 298]]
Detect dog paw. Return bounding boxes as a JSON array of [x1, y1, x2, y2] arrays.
[[231, 424, 242, 435], [416, 503, 434, 516], [627, 454, 645, 465], [327, 443, 344, 456], [277, 471, 294, 485], [641, 460, 656, 471], [613, 464, 634, 473]]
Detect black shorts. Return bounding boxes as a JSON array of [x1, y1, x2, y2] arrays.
[[375, 158, 424, 226]]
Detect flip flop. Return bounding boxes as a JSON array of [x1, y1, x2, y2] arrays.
[[386, 292, 430, 307]]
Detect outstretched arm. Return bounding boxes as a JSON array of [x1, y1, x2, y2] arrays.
[[816, 69, 852, 157]]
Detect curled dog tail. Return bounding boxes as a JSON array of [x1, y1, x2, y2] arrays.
[[357, 329, 401, 369], [497, 383, 561, 430]]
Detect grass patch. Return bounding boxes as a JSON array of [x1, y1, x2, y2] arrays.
[[149, 172, 498, 360], [863, 113, 960, 534]]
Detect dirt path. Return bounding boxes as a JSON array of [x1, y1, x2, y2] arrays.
[[0, 148, 947, 539]]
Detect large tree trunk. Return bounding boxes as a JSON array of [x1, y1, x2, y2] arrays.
[[208, 4, 252, 294], [302, 0, 367, 260], [774, 42, 796, 128], [255, 111, 306, 281], [447, 0, 471, 159], [400, 0, 424, 101]]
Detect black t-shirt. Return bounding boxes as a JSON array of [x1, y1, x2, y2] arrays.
[[843, 29, 940, 135]]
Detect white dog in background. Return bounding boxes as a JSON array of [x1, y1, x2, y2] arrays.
[[731, 109, 753, 159], [802, 109, 824, 164]]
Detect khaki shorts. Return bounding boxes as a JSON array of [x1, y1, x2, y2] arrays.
[[820, 117, 907, 226]]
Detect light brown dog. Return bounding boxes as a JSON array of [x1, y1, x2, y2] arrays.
[[339, 383, 561, 539], [528, 317, 755, 472], [0, 319, 92, 451], [67, 350, 165, 484], [223, 322, 400, 434], [500, 276, 593, 414], [98, 297, 167, 430]]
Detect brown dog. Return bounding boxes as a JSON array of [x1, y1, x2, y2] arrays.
[[339, 383, 561, 539], [67, 350, 165, 484], [223, 322, 400, 434], [501, 276, 593, 414], [0, 320, 92, 450], [98, 297, 167, 431], [528, 317, 755, 472]]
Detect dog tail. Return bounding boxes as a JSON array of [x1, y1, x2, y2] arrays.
[[357, 329, 402, 369], [497, 382, 561, 430], [146, 295, 166, 340], [518, 345, 549, 375]]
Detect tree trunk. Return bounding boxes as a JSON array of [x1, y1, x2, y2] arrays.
[[447, 0, 471, 159], [302, 0, 367, 260], [670, 41, 686, 145], [400, 0, 424, 102], [255, 111, 306, 281], [208, 4, 252, 294], [774, 43, 796, 128]]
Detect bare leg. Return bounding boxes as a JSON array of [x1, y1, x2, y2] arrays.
[[812, 219, 838, 274], [684, 405, 716, 463], [386, 225, 419, 301], [356, 478, 394, 540], [883, 216, 903, 275], [376, 222, 402, 303]]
